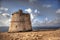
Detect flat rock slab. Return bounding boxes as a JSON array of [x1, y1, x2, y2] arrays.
[[0, 30, 60, 40]]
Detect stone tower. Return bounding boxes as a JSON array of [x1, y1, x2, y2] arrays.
[[8, 10, 32, 32]]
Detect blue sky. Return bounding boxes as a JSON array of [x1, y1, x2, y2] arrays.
[[0, 0, 60, 27]]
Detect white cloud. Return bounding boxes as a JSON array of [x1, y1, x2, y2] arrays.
[[0, 7, 8, 11], [4, 8, 8, 11], [0, 7, 4, 10], [25, 8, 32, 13], [0, 12, 2, 13], [45, 17, 48, 22], [5, 19, 11, 26], [30, 14, 34, 20], [2, 13, 9, 16], [0, 13, 11, 26], [31, 9, 40, 19], [29, 0, 37, 2], [24, 8, 59, 26], [32, 18, 59, 26], [34, 9, 40, 13], [38, 11, 40, 13], [25, 8, 40, 22], [34, 9, 38, 13], [25, 8, 34, 21], [43, 4, 52, 8], [56, 9, 60, 13]]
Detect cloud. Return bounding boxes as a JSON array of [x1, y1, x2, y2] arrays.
[[25, 8, 32, 13], [32, 17, 60, 27], [34, 9, 40, 13], [2, 13, 9, 16], [0, 7, 8, 11], [4, 8, 8, 11], [0, 7, 4, 10], [0, 7, 11, 26], [30, 14, 34, 20], [29, 0, 37, 2], [56, 9, 60, 13], [0, 12, 2, 13], [43, 4, 52, 8], [24, 8, 59, 27], [25, 8, 40, 22], [56, 9, 60, 20], [34, 9, 37, 13], [25, 8, 34, 21], [0, 13, 11, 26], [25, 8, 40, 20], [45, 17, 48, 21], [32, 9, 40, 19], [25, 8, 35, 21]]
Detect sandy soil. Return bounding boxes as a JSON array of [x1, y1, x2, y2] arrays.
[[0, 29, 60, 40]]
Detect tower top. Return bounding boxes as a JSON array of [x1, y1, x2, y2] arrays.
[[12, 9, 30, 16], [19, 9, 23, 13], [12, 9, 23, 15]]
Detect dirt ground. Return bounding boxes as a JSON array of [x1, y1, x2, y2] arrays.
[[0, 29, 60, 40]]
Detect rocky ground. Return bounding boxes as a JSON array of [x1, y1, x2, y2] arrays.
[[0, 29, 60, 40]]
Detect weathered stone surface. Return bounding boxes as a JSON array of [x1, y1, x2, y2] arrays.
[[0, 29, 60, 40], [8, 10, 32, 32]]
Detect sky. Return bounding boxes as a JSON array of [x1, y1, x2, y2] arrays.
[[0, 0, 60, 27]]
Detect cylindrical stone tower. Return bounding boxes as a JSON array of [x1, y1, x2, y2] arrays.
[[8, 10, 32, 32]]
